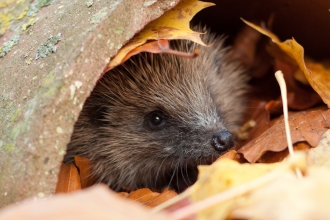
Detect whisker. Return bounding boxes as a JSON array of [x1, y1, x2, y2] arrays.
[[154, 155, 170, 189]]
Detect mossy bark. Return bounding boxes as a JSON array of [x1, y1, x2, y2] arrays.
[[0, 0, 179, 207]]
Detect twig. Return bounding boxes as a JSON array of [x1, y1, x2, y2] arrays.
[[274, 70, 303, 179]]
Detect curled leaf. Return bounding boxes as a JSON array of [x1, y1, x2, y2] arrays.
[[75, 156, 95, 188], [107, 0, 214, 70], [121, 39, 199, 64], [55, 163, 81, 194], [242, 19, 330, 107]]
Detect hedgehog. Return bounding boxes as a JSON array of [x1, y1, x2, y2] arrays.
[[64, 28, 248, 192]]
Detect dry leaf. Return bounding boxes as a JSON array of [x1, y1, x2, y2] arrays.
[[230, 166, 330, 220], [56, 156, 94, 193], [189, 159, 280, 220], [107, 0, 214, 70], [242, 19, 330, 107], [237, 100, 271, 146], [119, 188, 177, 208], [238, 109, 330, 163], [308, 129, 330, 168], [74, 156, 95, 188], [229, 23, 272, 78], [57, 156, 178, 207], [55, 163, 81, 194], [218, 150, 238, 160], [273, 58, 323, 110], [265, 100, 283, 115], [258, 142, 311, 163], [120, 39, 199, 64]]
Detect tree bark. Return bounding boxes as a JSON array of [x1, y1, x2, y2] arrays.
[[0, 0, 179, 207]]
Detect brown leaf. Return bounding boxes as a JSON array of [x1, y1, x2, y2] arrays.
[[121, 39, 199, 65], [120, 188, 178, 208], [74, 156, 95, 188], [238, 109, 330, 163], [243, 19, 330, 107], [237, 100, 270, 146], [107, 0, 214, 70], [258, 142, 311, 163], [55, 163, 81, 194], [229, 23, 272, 78], [265, 100, 283, 115], [273, 58, 323, 110], [218, 150, 238, 160], [144, 188, 178, 207]]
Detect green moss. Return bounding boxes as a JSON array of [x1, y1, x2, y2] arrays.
[[40, 71, 64, 98], [27, 0, 54, 16], [44, 85, 57, 97], [90, 7, 108, 24], [4, 143, 15, 152], [0, 35, 20, 57], [0, 0, 17, 8], [43, 71, 55, 86], [125, 32, 130, 40], [0, 13, 11, 35], [21, 17, 36, 31], [114, 28, 122, 34], [86, 0, 93, 7], [10, 123, 26, 140], [0, 0, 30, 36], [35, 33, 61, 59], [11, 108, 21, 122]]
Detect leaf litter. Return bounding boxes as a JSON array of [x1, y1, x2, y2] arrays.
[[7, 0, 330, 219]]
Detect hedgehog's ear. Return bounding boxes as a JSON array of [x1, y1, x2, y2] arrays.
[[88, 105, 109, 127]]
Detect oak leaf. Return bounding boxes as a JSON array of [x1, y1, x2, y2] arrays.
[[258, 142, 311, 164], [238, 109, 330, 163]]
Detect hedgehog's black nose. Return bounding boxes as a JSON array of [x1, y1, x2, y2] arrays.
[[211, 130, 234, 152]]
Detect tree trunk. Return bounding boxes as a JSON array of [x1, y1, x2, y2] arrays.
[[0, 0, 178, 207]]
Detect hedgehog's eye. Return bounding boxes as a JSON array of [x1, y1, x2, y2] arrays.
[[146, 111, 166, 130], [151, 114, 162, 125]]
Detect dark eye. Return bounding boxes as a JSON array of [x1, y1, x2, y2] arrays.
[[146, 111, 166, 130]]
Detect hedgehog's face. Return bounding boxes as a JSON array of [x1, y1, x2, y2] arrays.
[[66, 35, 247, 192], [85, 92, 234, 192], [75, 53, 236, 192]]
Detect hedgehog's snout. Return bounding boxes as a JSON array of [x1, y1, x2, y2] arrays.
[[211, 129, 234, 152]]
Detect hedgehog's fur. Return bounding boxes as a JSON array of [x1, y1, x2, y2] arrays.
[[65, 28, 248, 192]]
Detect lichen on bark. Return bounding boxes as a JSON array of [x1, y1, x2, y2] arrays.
[[0, 0, 179, 208]]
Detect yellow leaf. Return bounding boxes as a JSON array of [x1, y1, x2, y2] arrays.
[[231, 166, 330, 219], [107, 0, 214, 70], [242, 19, 330, 108], [190, 159, 280, 219]]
